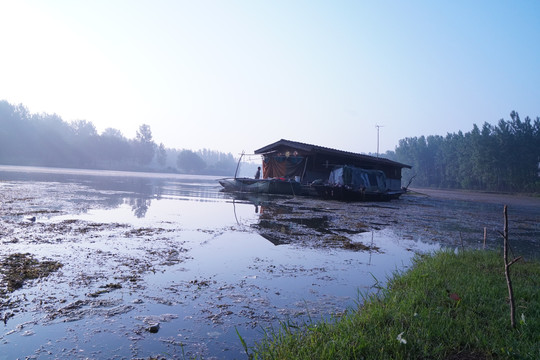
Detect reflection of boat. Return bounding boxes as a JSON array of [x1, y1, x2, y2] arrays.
[[219, 177, 301, 195], [311, 165, 405, 201], [223, 190, 277, 205]]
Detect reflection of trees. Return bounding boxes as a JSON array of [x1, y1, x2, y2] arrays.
[[101, 195, 125, 209], [129, 197, 151, 218], [124, 177, 156, 218]]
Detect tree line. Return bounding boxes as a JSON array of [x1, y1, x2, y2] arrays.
[[386, 111, 540, 192], [3, 100, 538, 191], [0, 100, 237, 175]]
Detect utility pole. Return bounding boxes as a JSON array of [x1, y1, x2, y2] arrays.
[[376, 124, 383, 158]]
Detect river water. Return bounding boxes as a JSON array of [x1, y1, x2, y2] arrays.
[[0, 165, 538, 359]]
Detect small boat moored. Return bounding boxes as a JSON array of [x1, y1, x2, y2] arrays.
[[218, 177, 301, 195]]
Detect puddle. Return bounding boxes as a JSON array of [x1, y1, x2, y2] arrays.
[[0, 165, 538, 359]]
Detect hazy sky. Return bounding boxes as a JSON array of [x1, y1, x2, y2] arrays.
[[1, 1, 539, 156]]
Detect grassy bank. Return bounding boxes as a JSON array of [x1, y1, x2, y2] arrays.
[[248, 250, 540, 359]]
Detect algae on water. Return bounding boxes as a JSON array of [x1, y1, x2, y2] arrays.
[[1, 252, 62, 294]]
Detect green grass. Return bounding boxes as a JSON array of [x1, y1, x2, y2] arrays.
[[248, 250, 540, 359]]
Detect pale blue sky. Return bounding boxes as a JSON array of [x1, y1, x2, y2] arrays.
[[1, 0, 538, 156]]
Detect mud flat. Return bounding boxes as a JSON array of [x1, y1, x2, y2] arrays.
[[411, 187, 540, 207], [0, 168, 538, 359]]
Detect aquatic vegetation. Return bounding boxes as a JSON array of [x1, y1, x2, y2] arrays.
[[0, 252, 62, 294], [0, 169, 538, 359]]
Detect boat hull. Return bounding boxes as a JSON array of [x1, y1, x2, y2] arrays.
[[311, 185, 405, 202], [219, 178, 301, 195]]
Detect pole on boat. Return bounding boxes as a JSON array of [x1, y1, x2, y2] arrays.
[[234, 151, 245, 179]]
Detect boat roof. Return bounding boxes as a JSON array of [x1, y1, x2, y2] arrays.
[[254, 139, 411, 169]]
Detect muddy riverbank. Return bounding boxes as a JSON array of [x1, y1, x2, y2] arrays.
[[0, 167, 538, 359], [411, 187, 540, 207]]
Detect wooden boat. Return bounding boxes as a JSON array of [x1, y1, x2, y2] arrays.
[[218, 152, 302, 195], [219, 178, 269, 193], [219, 177, 301, 195]]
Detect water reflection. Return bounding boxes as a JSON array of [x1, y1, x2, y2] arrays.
[[129, 197, 150, 218], [0, 165, 223, 220], [224, 189, 540, 258], [0, 165, 538, 360]]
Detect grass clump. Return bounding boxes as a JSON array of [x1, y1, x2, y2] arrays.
[[250, 250, 540, 359]]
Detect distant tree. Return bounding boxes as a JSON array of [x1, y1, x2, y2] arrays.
[[196, 149, 237, 175], [210, 153, 237, 175], [13, 103, 31, 122], [99, 127, 131, 167], [29, 112, 76, 166], [0, 101, 27, 163], [68, 119, 100, 167], [102, 127, 125, 138], [177, 149, 206, 173], [71, 120, 97, 137], [392, 111, 540, 192], [156, 143, 167, 167], [136, 124, 153, 143], [134, 124, 156, 166]]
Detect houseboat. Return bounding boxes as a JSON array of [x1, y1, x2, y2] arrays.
[[219, 139, 411, 201]]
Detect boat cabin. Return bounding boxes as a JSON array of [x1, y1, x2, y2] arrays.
[[254, 139, 411, 192]]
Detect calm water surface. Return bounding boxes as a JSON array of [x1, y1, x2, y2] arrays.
[[0, 165, 537, 359]]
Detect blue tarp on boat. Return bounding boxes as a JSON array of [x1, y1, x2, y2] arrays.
[[328, 166, 387, 193]]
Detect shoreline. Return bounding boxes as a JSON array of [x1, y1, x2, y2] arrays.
[[251, 250, 540, 359], [409, 187, 540, 208]]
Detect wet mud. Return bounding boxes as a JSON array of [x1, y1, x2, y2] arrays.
[[250, 190, 539, 254], [0, 174, 539, 359]]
